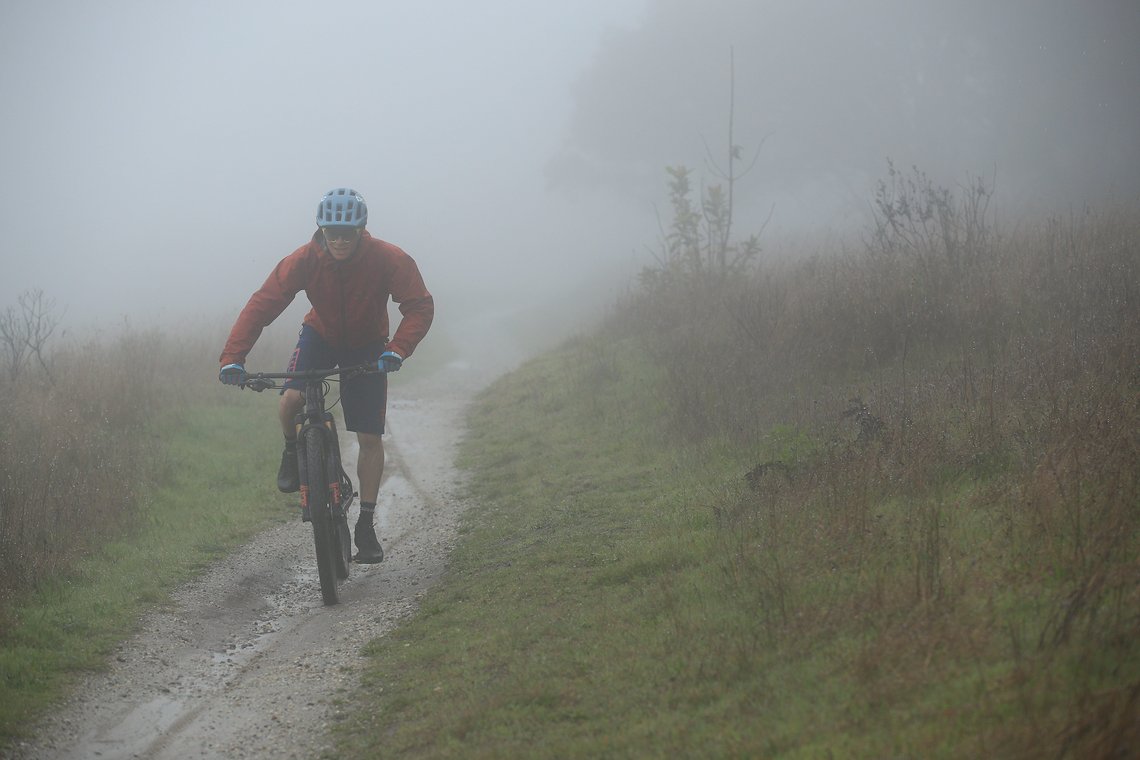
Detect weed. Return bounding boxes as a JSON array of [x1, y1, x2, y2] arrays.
[[335, 167, 1139, 756]]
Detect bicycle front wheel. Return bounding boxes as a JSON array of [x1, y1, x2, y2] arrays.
[[304, 427, 340, 605], [325, 420, 353, 581]]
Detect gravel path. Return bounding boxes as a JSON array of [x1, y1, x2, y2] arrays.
[[9, 363, 481, 760]]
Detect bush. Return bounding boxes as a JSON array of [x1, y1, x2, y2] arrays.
[[0, 328, 158, 617], [607, 164, 1140, 753]]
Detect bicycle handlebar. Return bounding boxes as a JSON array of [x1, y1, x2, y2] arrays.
[[238, 363, 380, 392]]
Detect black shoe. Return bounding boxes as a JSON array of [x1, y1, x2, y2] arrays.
[[277, 445, 300, 493], [354, 523, 384, 564]]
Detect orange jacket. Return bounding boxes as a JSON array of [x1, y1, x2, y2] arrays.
[[219, 231, 434, 366]]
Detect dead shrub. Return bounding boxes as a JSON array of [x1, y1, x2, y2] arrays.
[[623, 161, 1139, 742], [0, 327, 171, 628]]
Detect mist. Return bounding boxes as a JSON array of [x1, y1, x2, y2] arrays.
[[2, 0, 1138, 344], [0, 0, 649, 340], [551, 0, 1140, 236]]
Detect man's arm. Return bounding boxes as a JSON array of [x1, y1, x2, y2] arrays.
[[385, 253, 434, 360], [218, 250, 307, 366]]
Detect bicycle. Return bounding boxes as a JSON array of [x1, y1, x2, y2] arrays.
[[237, 363, 379, 605]]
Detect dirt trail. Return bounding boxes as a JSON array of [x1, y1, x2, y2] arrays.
[[10, 362, 483, 760]]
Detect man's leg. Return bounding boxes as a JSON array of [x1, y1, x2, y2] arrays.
[[356, 432, 385, 503], [279, 389, 304, 439], [354, 431, 385, 563], [276, 325, 322, 494], [276, 389, 305, 493]]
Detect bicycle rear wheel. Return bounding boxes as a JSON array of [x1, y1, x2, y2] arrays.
[[304, 427, 340, 605], [325, 420, 353, 580], [335, 513, 352, 579]]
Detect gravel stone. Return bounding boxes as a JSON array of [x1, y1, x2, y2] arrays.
[[11, 364, 480, 760]]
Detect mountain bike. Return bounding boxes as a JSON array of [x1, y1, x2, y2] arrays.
[[239, 363, 378, 605]]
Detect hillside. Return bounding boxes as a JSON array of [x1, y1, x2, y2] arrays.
[[337, 186, 1139, 757]]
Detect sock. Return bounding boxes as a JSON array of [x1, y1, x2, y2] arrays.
[[358, 502, 376, 528], [284, 438, 297, 452]]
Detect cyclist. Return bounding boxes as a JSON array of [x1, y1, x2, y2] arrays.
[[217, 187, 434, 564]]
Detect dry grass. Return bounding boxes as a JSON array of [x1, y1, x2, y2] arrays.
[[0, 329, 159, 620], [332, 184, 1135, 755], [619, 185, 1139, 755], [0, 321, 263, 631]]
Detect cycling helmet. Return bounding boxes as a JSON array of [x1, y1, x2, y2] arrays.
[[316, 188, 368, 228]]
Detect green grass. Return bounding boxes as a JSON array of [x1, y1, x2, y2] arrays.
[[335, 337, 1139, 758], [0, 393, 289, 742]]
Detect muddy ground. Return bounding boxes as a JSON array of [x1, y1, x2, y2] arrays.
[[10, 362, 483, 760]]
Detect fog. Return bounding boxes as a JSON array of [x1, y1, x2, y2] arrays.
[[0, 0, 650, 339], [551, 0, 1140, 236], [2, 1, 1138, 343]]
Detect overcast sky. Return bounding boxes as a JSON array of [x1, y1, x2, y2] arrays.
[[3, 0, 1137, 346], [0, 0, 650, 336], [553, 0, 1140, 234]]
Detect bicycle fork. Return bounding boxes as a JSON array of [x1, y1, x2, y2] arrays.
[[295, 413, 352, 523]]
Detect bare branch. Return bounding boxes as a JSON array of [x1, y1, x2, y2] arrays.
[[0, 289, 60, 384], [737, 132, 771, 179], [0, 307, 30, 382]]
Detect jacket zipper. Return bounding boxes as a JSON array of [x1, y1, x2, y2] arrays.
[[337, 263, 348, 349]]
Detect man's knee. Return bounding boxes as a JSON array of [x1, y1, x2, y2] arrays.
[[279, 389, 304, 412], [278, 389, 304, 435], [357, 432, 384, 454]]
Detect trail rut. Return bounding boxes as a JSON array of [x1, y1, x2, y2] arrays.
[[10, 365, 476, 760]]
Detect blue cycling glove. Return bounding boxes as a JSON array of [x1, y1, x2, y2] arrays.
[[219, 363, 247, 385], [378, 351, 403, 373]]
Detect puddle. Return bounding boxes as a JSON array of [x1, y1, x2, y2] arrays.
[[68, 696, 186, 759]]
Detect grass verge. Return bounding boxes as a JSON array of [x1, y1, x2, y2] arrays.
[[0, 394, 288, 743], [336, 337, 1138, 758]]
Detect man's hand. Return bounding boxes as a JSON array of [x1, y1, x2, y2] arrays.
[[219, 363, 247, 385], [378, 351, 403, 373]]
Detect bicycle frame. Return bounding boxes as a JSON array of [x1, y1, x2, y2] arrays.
[[295, 398, 342, 523], [238, 363, 378, 604]]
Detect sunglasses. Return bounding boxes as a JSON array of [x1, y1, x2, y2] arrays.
[[322, 227, 360, 242]]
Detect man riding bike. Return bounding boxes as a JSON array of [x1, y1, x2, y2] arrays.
[[218, 187, 434, 564]]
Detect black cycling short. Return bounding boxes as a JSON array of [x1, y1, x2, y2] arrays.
[[282, 324, 388, 435]]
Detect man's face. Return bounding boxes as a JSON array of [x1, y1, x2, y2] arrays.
[[322, 226, 361, 260]]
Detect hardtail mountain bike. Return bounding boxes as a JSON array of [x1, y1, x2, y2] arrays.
[[240, 363, 378, 605]]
